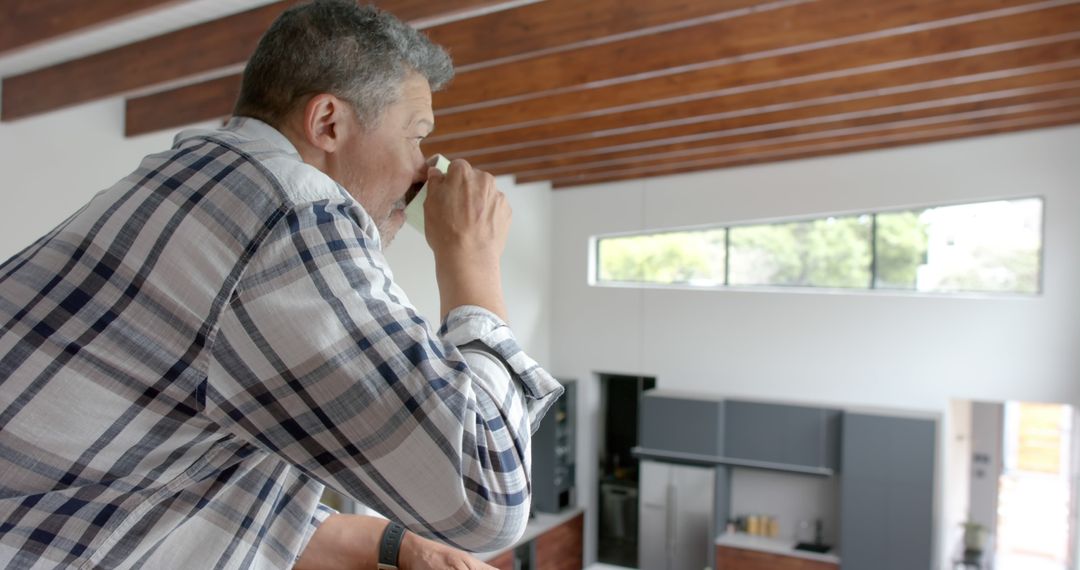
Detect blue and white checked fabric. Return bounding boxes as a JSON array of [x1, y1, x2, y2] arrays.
[[0, 117, 562, 569]]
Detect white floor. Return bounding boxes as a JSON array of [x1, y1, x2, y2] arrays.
[[584, 564, 634, 570]]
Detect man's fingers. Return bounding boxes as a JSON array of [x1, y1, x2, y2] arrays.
[[445, 158, 473, 182], [426, 165, 445, 184]]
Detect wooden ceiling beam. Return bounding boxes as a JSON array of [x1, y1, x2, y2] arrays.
[[510, 87, 1080, 182], [125, 74, 242, 137], [123, 1, 1080, 138], [120, 0, 772, 136], [433, 0, 1062, 111], [426, 40, 1080, 163], [424, 0, 769, 72], [452, 63, 1080, 172], [537, 99, 1080, 184], [0, 0, 181, 55], [367, 0, 514, 25], [2, 0, 298, 121], [548, 107, 1080, 185], [0, 0, 505, 122], [433, 2, 1080, 135]]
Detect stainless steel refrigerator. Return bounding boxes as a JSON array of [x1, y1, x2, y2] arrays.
[[639, 460, 715, 570]]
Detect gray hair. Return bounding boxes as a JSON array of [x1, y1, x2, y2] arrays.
[[234, 0, 454, 127]]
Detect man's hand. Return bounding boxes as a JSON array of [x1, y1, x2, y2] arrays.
[[422, 158, 511, 322], [294, 514, 497, 570]]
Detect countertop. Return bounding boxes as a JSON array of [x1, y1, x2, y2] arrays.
[[476, 506, 585, 562], [715, 532, 841, 565]]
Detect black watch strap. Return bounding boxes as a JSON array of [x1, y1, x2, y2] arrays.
[[377, 521, 406, 570]]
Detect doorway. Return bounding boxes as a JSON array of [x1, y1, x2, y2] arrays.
[[596, 373, 655, 568], [995, 402, 1076, 570], [951, 400, 1077, 570]]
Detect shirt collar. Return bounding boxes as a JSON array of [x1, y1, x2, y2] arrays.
[[223, 116, 302, 158], [173, 116, 302, 160]]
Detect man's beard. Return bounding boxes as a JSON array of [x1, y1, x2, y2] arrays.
[[377, 219, 397, 247], [377, 198, 408, 248]]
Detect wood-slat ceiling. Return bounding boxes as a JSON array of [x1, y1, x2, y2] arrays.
[[2, 0, 1079, 188]]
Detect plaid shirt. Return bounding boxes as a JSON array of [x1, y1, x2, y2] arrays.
[[0, 118, 562, 569]]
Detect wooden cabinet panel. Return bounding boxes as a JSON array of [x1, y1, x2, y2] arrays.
[[487, 549, 514, 570], [716, 546, 838, 570], [535, 513, 584, 570]]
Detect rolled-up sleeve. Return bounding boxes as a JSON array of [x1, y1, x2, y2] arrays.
[[202, 199, 563, 552], [443, 305, 561, 434]]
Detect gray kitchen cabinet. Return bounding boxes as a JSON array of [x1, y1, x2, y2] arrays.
[[723, 400, 841, 472], [639, 391, 725, 458], [839, 412, 936, 570]]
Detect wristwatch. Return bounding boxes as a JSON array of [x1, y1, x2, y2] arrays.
[[377, 521, 406, 570]]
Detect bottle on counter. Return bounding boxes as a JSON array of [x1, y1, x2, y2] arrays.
[[766, 516, 779, 538]]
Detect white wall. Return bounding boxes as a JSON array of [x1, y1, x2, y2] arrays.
[[968, 401, 1005, 534], [946, 400, 974, 557], [550, 124, 1080, 567]]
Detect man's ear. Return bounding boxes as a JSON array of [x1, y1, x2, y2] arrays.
[[301, 94, 351, 153]]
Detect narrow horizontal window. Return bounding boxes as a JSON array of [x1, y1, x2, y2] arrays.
[[592, 197, 1042, 296]]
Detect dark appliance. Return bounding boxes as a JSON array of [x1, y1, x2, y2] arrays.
[[533, 379, 576, 513]]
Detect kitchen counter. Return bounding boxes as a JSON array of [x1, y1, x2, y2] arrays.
[[476, 506, 585, 562], [715, 532, 841, 565]]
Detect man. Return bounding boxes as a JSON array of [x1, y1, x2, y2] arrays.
[[0, 1, 562, 568]]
